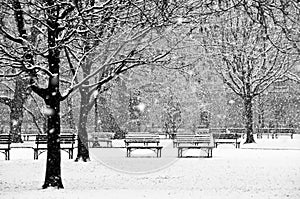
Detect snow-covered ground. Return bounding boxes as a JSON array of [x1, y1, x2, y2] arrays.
[[1, 135, 300, 199]]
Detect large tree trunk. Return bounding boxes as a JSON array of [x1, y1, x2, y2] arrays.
[[75, 88, 91, 162], [42, 1, 63, 188], [244, 96, 255, 143], [10, 77, 29, 143], [43, 93, 62, 189], [9, 0, 32, 143]]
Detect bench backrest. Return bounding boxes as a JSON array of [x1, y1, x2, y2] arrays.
[[176, 134, 213, 145], [195, 128, 210, 134], [89, 132, 114, 139], [0, 134, 11, 148], [35, 134, 76, 145], [276, 128, 295, 134], [26, 129, 43, 134], [125, 132, 160, 144], [258, 128, 295, 134], [210, 128, 226, 134], [213, 133, 241, 139]]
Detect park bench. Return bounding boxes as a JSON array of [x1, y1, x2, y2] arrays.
[[257, 128, 295, 139], [22, 129, 41, 141], [175, 134, 214, 158], [0, 134, 11, 160], [33, 134, 76, 160], [124, 132, 163, 157], [213, 133, 241, 148], [272, 128, 295, 139], [256, 128, 271, 139], [228, 128, 246, 139], [88, 132, 114, 148]]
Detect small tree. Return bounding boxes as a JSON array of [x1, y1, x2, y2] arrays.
[[162, 93, 182, 138]]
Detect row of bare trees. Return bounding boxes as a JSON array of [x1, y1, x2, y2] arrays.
[[0, 0, 195, 189], [0, 0, 299, 189]]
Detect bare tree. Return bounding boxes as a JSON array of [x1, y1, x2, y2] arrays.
[[203, 9, 299, 143], [0, 0, 197, 188]]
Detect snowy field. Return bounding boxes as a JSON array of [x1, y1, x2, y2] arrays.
[[1, 135, 300, 199]]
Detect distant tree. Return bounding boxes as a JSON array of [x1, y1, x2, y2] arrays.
[[203, 9, 299, 143], [162, 92, 182, 138], [0, 1, 37, 143]]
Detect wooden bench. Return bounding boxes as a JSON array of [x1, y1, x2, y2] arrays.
[[256, 128, 271, 139], [22, 129, 41, 141], [175, 134, 214, 158], [213, 133, 241, 148], [33, 134, 76, 160], [0, 134, 11, 160], [228, 128, 246, 139], [272, 128, 295, 139], [257, 128, 295, 139], [124, 132, 163, 157], [88, 132, 114, 148]]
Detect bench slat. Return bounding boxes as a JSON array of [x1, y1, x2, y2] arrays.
[[124, 132, 162, 157], [34, 134, 76, 160], [0, 134, 11, 160]]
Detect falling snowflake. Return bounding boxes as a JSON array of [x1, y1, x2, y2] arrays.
[[176, 17, 184, 25], [136, 103, 146, 112], [12, 119, 18, 126], [51, 74, 59, 85], [93, 90, 99, 99], [43, 107, 55, 116], [49, 128, 55, 134]]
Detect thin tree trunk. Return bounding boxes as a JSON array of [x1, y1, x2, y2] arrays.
[[75, 88, 91, 162], [66, 97, 76, 130], [98, 96, 125, 139], [10, 77, 29, 143]]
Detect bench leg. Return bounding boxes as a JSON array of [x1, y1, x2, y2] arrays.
[[34, 149, 38, 160], [126, 148, 130, 157], [159, 149, 162, 157], [69, 149, 73, 159], [178, 148, 182, 158], [156, 149, 162, 158], [5, 150, 9, 160], [209, 149, 212, 157]]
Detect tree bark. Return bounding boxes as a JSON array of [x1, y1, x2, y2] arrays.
[[42, 0, 63, 188], [10, 77, 29, 143], [75, 87, 91, 162], [244, 96, 255, 143], [43, 92, 63, 189]]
